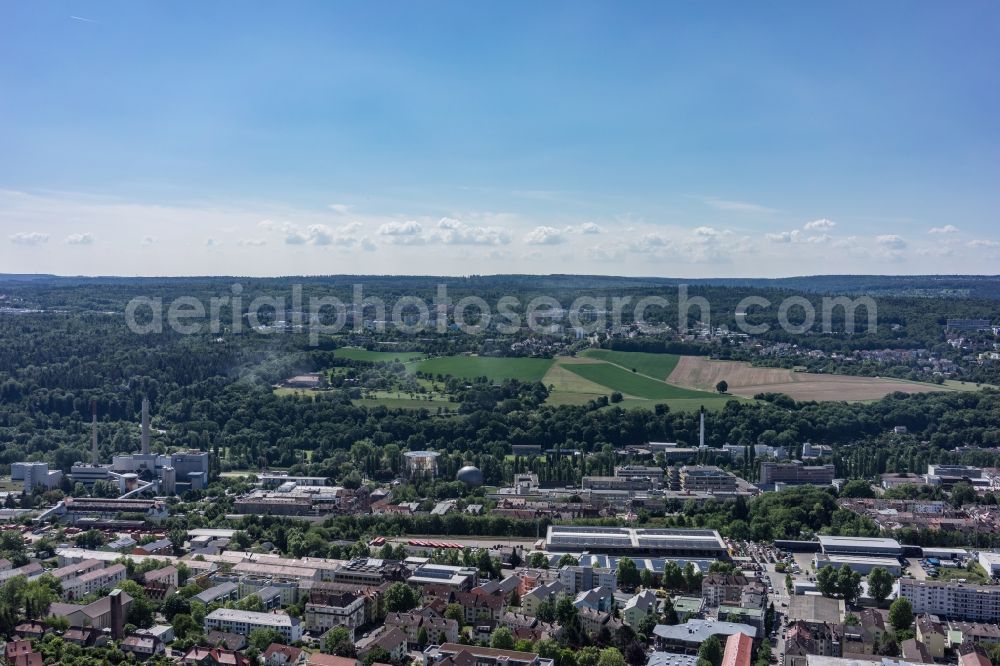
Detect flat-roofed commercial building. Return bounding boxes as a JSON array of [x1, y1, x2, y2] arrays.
[[899, 579, 1000, 622], [582, 476, 656, 491], [615, 466, 665, 488], [330, 557, 401, 586], [407, 564, 477, 591], [818, 536, 902, 558], [813, 554, 902, 576], [204, 608, 302, 643], [760, 462, 836, 487], [231, 561, 320, 582], [788, 595, 845, 627], [234, 496, 313, 516], [259, 473, 329, 488], [681, 466, 738, 493], [423, 643, 553, 666], [545, 526, 727, 558], [653, 620, 757, 655]]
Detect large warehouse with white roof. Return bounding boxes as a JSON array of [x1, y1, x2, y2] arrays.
[[817, 536, 902, 558], [545, 526, 728, 558]]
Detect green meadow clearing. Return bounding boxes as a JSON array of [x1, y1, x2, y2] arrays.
[[561, 360, 718, 400], [414, 356, 554, 382], [279, 348, 735, 412], [580, 349, 681, 380]]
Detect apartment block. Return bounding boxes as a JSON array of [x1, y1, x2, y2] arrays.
[[304, 592, 366, 637], [204, 608, 303, 644], [900, 579, 1000, 622]]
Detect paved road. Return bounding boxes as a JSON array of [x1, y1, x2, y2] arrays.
[[762, 562, 793, 664]]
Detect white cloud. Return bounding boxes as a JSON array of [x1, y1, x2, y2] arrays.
[[524, 226, 566, 245], [767, 219, 835, 243], [430, 217, 510, 245], [377, 220, 425, 245], [65, 232, 94, 245], [141, 236, 157, 246], [929, 224, 960, 234], [237, 238, 266, 247], [328, 203, 352, 214], [627, 233, 678, 258], [10, 231, 50, 245], [876, 234, 907, 250], [260, 219, 364, 246], [580, 222, 603, 234], [765, 229, 825, 244], [968, 239, 1000, 248], [307, 224, 337, 246], [377, 220, 423, 236], [804, 218, 836, 230], [703, 198, 776, 214]]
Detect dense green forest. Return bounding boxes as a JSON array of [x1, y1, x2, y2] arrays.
[[1, 276, 999, 489]]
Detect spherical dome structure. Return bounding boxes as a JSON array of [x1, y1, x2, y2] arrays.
[[456, 465, 484, 487]]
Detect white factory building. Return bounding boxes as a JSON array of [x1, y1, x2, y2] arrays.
[[546, 526, 728, 558]]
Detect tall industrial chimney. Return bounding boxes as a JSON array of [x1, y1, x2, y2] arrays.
[[699, 408, 705, 448], [109, 589, 124, 639], [141, 397, 151, 455], [91, 399, 99, 465]]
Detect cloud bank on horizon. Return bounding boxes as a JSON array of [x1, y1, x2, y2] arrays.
[[1, 2, 998, 276], [3, 189, 999, 277]]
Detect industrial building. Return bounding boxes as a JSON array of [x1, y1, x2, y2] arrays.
[[680, 466, 739, 493], [813, 554, 902, 576], [615, 465, 666, 488], [545, 526, 727, 558], [259, 473, 330, 488], [582, 476, 657, 491], [977, 552, 1000, 577], [11, 462, 62, 492], [759, 461, 836, 488], [67, 398, 208, 496], [818, 536, 902, 558], [60, 497, 169, 523]]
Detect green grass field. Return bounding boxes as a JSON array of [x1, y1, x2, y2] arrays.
[[334, 348, 426, 363], [415, 356, 554, 382], [562, 361, 715, 400], [580, 349, 681, 379]]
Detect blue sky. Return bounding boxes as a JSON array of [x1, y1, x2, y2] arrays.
[[2, 1, 999, 276]]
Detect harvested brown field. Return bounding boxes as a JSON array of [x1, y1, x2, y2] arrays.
[[667, 355, 951, 402]]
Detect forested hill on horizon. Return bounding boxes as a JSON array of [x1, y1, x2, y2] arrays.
[[3, 273, 1000, 299]]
